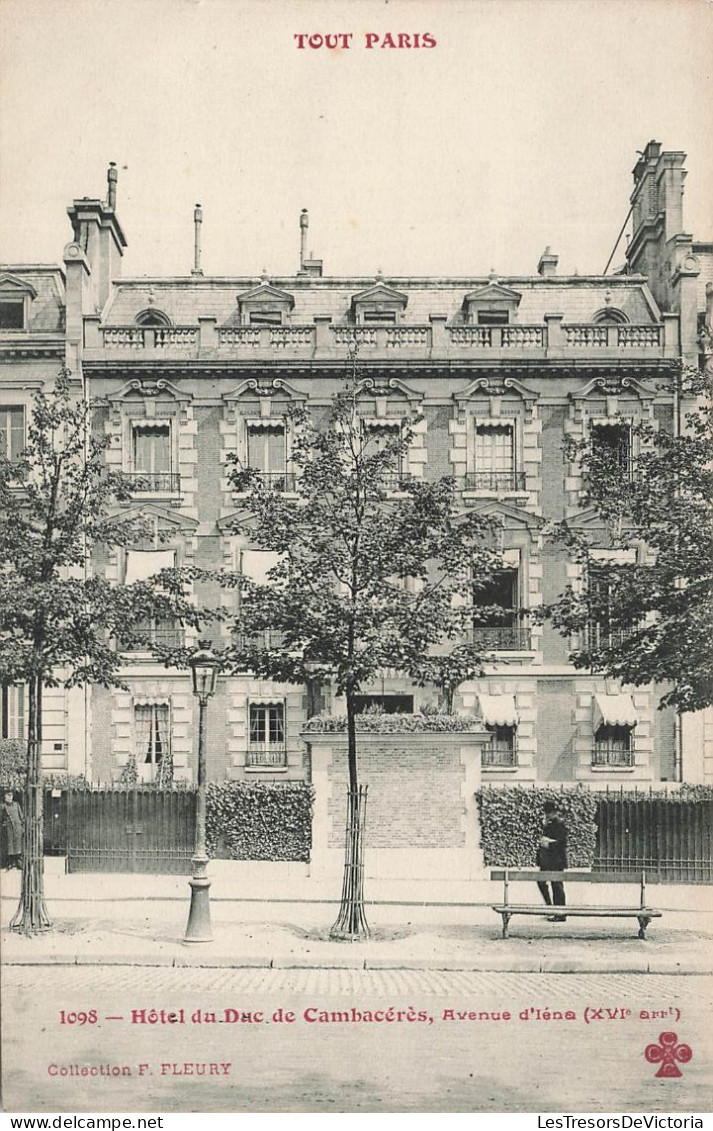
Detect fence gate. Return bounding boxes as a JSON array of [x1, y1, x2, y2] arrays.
[[66, 788, 196, 874], [594, 794, 713, 883]]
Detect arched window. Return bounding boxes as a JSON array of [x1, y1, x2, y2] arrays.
[[134, 309, 171, 327], [592, 307, 628, 325]]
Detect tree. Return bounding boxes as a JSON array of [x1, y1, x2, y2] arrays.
[[0, 372, 200, 933], [215, 377, 508, 938], [543, 368, 713, 714]]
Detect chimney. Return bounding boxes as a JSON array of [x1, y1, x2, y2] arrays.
[[192, 203, 203, 276], [299, 209, 309, 272], [106, 162, 118, 210], [67, 164, 127, 308], [298, 208, 323, 276], [537, 246, 558, 277]]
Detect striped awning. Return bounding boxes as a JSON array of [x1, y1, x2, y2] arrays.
[[477, 693, 518, 728], [593, 693, 638, 729]]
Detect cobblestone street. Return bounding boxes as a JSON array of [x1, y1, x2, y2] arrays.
[[3, 967, 711, 1112]]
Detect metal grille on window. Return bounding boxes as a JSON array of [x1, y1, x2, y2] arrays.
[[247, 702, 287, 767], [472, 423, 517, 490], [482, 724, 517, 767], [246, 423, 290, 489], [593, 724, 634, 767]]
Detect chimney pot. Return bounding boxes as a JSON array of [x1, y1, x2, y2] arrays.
[[107, 162, 118, 210]]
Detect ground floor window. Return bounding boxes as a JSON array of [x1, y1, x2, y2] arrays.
[[1, 684, 25, 740], [247, 701, 287, 767], [482, 724, 517, 767], [593, 724, 634, 767], [134, 703, 172, 781]]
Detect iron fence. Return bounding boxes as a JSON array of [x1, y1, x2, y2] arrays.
[[594, 790, 713, 883]]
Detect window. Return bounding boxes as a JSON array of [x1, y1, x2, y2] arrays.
[[590, 423, 631, 478], [247, 702, 287, 767], [362, 420, 405, 487], [482, 724, 516, 767], [593, 724, 634, 767], [246, 422, 291, 489], [468, 422, 521, 491], [587, 566, 629, 650], [131, 423, 177, 493], [1, 684, 25, 740], [362, 310, 396, 325], [134, 703, 170, 777], [121, 617, 182, 652], [353, 694, 414, 714], [0, 406, 25, 463], [473, 571, 529, 650], [135, 309, 171, 327], [249, 310, 282, 326], [0, 299, 24, 330], [477, 310, 509, 326]]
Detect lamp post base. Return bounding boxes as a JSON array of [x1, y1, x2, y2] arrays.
[[184, 862, 212, 943]]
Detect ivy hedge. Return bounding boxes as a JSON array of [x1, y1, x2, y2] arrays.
[[303, 712, 482, 734], [475, 785, 598, 868], [206, 781, 314, 862]]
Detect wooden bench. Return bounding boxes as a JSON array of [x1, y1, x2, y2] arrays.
[[490, 870, 663, 939]]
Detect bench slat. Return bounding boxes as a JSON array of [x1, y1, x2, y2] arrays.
[[490, 870, 658, 883], [492, 905, 661, 917]]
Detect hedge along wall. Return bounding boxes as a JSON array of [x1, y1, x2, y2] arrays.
[[475, 785, 598, 869], [206, 781, 314, 862]]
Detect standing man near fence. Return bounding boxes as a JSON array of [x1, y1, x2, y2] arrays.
[[536, 800, 567, 922]]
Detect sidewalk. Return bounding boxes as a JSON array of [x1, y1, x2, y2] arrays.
[[2, 864, 712, 973]]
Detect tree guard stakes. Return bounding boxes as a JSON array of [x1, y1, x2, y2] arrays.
[[184, 641, 221, 944], [330, 785, 370, 940]]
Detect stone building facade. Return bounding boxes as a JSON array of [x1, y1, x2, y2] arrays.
[[2, 140, 712, 794]]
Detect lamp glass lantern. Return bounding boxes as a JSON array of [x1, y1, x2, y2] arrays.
[[189, 641, 220, 700]]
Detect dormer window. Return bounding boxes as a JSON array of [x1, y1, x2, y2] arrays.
[[249, 310, 283, 327], [592, 307, 628, 325], [0, 273, 37, 331], [463, 281, 521, 326], [477, 310, 509, 326], [235, 283, 295, 327], [135, 309, 171, 327], [0, 298, 24, 330], [351, 283, 408, 326]]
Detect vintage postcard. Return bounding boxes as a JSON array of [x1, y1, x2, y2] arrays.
[[1, 0, 712, 1117]]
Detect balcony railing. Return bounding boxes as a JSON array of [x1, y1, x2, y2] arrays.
[[119, 626, 184, 652], [471, 625, 532, 650], [482, 746, 517, 768], [591, 746, 634, 768], [464, 471, 526, 492], [93, 321, 667, 359], [237, 471, 296, 492], [246, 744, 288, 768], [126, 472, 181, 494], [236, 630, 286, 650]]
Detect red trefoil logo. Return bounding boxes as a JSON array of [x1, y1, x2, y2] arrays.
[[644, 1031, 693, 1078]]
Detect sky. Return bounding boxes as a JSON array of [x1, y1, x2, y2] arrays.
[[0, 0, 711, 280]]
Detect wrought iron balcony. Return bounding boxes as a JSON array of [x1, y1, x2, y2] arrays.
[[591, 746, 634, 768], [482, 746, 518, 768], [126, 471, 181, 494], [119, 624, 184, 652], [464, 471, 526, 492], [471, 625, 531, 650], [250, 471, 297, 492], [246, 744, 288, 768]]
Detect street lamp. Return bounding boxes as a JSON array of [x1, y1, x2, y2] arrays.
[[184, 639, 221, 943]]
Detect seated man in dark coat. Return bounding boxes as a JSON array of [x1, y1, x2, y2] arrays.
[[536, 800, 567, 921]]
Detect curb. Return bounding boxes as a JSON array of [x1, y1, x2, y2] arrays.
[[3, 954, 712, 974]]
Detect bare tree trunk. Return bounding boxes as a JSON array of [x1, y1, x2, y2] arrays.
[[10, 675, 51, 933], [330, 689, 370, 940]]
